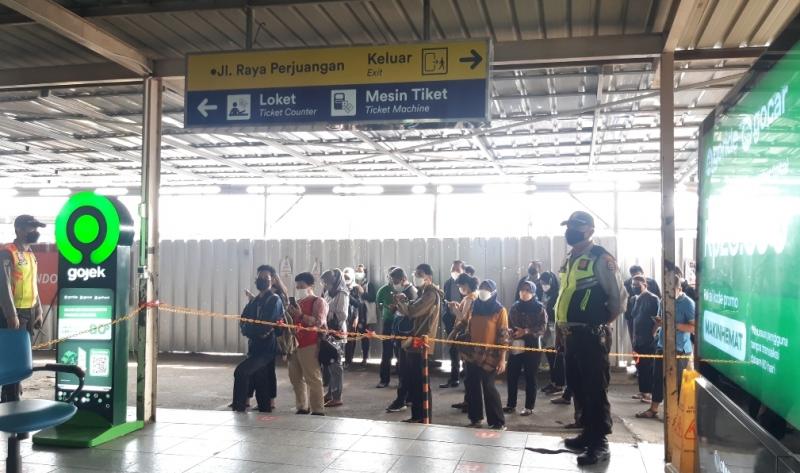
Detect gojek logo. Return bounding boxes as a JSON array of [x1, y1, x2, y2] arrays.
[[56, 192, 121, 281]]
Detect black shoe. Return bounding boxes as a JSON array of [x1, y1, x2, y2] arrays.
[[564, 422, 583, 430], [466, 421, 483, 428], [564, 435, 590, 451], [502, 406, 515, 414], [403, 418, 424, 424], [451, 402, 467, 410], [577, 439, 610, 466], [311, 412, 325, 416], [376, 382, 389, 389], [490, 424, 507, 431], [439, 382, 453, 388], [295, 409, 310, 415]]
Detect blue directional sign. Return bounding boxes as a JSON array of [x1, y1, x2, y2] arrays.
[[184, 41, 490, 128]]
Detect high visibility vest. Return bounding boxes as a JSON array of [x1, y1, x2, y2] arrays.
[[555, 245, 611, 325], [4, 243, 38, 309]]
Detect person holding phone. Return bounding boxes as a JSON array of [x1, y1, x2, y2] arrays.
[[287, 272, 328, 416], [504, 281, 547, 416]]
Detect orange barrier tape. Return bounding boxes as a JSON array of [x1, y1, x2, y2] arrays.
[[32, 301, 747, 365]]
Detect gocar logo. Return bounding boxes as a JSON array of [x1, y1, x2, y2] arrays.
[[55, 192, 121, 265]]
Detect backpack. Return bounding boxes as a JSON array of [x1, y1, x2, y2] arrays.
[[276, 309, 298, 356]]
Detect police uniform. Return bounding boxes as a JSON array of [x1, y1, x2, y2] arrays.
[[0, 215, 45, 403], [555, 235, 626, 449]]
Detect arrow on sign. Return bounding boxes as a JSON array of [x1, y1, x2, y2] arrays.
[[459, 49, 483, 70], [197, 98, 218, 118]]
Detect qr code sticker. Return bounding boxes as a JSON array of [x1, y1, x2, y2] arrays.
[[89, 349, 110, 377]]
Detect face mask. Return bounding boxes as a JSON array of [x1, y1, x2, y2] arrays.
[[355, 272, 365, 282], [458, 287, 468, 296], [414, 276, 426, 287], [519, 292, 533, 302], [393, 283, 405, 292], [297, 287, 313, 298], [541, 284, 551, 292], [565, 228, 586, 246], [24, 231, 40, 244], [632, 286, 642, 296], [478, 290, 493, 302], [451, 272, 460, 280], [528, 268, 538, 277], [255, 278, 269, 291]]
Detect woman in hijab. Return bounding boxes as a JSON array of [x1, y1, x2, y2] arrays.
[[504, 281, 547, 416], [463, 279, 509, 430], [321, 269, 350, 407]]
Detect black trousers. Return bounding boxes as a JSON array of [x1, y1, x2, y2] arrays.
[[546, 349, 566, 387], [465, 362, 505, 426], [448, 345, 461, 384], [233, 353, 275, 411], [565, 327, 612, 440], [392, 348, 409, 404], [247, 360, 276, 400], [506, 351, 542, 410], [635, 345, 656, 394], [380, 324, 396, 385], [405, 351, 426, 420], [652, 350, 689, 404]]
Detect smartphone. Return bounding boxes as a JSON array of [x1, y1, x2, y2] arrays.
[[289, 296, 298, 307]]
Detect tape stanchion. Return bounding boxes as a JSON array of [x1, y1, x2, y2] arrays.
[[32, 301, 747, 366]]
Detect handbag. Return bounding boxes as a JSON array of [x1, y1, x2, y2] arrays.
[[318, 337, 340, 366]]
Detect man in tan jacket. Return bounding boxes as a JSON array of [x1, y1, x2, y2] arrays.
[[394, 263, 442, 423]]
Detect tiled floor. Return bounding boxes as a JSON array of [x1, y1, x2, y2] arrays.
[[2, 409, 666, 473]]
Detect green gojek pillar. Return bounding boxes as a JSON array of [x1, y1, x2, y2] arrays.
[[34, 192, 143, 448]]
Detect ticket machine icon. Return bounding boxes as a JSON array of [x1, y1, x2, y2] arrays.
[[331, 90, 356, 116]]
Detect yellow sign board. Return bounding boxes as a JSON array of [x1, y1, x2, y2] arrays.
[[186, 40, 490, 92]]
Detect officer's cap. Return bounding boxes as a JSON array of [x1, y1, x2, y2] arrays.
[[561, 211, 594, 228]]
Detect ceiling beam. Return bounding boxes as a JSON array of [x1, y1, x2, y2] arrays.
[[0, 0, 152, 76], [493, 34, 664, 67]]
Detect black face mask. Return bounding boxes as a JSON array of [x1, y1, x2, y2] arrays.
[[24, 231, 40, 244], [255, 278, 269, 291], [632, 286, 642, 296], [527, 268, 538, 278], [565, 228, 585, 246]]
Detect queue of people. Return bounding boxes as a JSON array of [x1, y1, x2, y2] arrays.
[[230, 210, 633, 466]]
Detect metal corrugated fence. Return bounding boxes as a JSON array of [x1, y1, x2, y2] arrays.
[[34, 235, 696, 358]]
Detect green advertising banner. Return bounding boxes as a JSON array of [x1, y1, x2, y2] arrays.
[[699, 39, 800, 428]]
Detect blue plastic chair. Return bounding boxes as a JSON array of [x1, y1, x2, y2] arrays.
[[0, 329, 85, 473]]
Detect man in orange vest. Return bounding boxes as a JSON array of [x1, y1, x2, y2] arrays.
[[1, 215, 46, 402]]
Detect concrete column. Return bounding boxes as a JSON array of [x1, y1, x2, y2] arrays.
[[137, 77, 162, 423], [660, 51, 678, 462]]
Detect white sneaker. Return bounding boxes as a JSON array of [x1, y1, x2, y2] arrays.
[[520, 409, 533, 416]]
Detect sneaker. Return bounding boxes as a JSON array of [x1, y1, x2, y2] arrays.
[[502, 406, 515, 414], [520, 409, 533, 416], [386, 402, 407, 413], [451, 402, 467, 410], [466, 421, 483, 428], [551, 397, 571, 405], [490, 424, 507, 431], [325, 400, 343, 408], [310, 412, 326, 416], [403, 418, 424, 424], [376, 382, 389, 389], [295, 409, 310, 415], [549, 387, 565, 396], [540, 383, 557, 394]]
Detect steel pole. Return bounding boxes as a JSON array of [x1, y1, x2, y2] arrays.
[[136, 77, 162, 423], [660, 51, 678, 463]]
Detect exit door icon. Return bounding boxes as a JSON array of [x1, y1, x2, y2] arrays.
[[422, 48, 448, 75]]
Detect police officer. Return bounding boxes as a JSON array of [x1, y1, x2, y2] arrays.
[[555, 211, 627, 466], [0, 215, 46, 402]]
